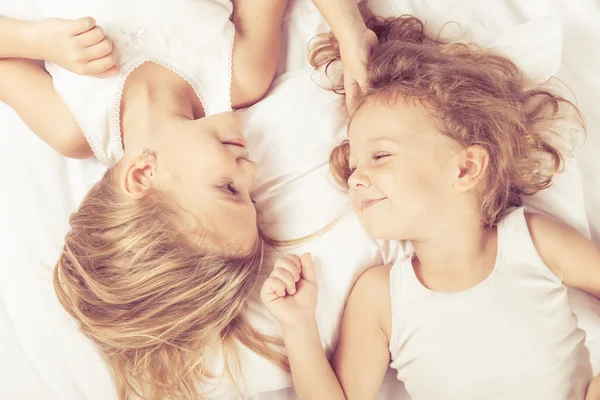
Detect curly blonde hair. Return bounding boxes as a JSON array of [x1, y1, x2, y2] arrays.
[[311, 7, 584, 227], [54, 167, 288, 400]]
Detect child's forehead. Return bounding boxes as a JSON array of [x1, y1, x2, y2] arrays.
[[350, 98, 433, 132], [348, 103, 434, 144]]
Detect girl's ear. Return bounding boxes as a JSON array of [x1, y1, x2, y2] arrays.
[[120, 153, 157, 199], [453, 145, 489, 192]]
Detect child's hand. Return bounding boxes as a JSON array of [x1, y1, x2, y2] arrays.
[[339, 27, 378, 110], [260, 253, 318, 331], [587, 373, 600, 399], [28, 17, 119, 78]]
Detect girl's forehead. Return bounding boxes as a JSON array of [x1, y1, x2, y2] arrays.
[[351, 98, 430, 129], [349, 106, 431, 145]]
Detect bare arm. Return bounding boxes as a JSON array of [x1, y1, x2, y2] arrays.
[[0, 16, 119, 158], [526, 213, 600, 396], [0, 58, 91, 158], [0, 16, 38, 59], [0, 15, 117, 76], [0, 16, 89, 157], [230, 0, 287, 108], [332, 265, 392, 399], [527, 213, 600, 297], [283, 320, 346, 400], [310, 0, 367, 43], [278, 265, 392, 400], [309, 0, 377, 106]]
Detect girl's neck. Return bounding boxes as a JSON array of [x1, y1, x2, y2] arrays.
[[411, 209, 498, 292], [120, 62, 204, 151]]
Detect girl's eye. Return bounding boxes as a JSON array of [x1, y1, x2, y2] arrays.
[[373, 153, 390, 160], [221, 182, 238, 195], [348, 166, 357, 174]]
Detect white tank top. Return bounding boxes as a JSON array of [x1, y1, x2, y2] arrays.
[[42, 0, 235, 166], [388, 207, 592, 399]]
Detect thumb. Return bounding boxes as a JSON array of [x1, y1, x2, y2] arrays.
[[344, 72, 361, 111], [260, 277, 284, 305], [354, 52, 370, 90], [70, 17, 96, 36], [95, 64, 120, 79], [300, 253, 317, 284]]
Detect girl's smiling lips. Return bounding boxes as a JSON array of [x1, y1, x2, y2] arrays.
[[361, 197, 387, 210], [223, 138, 247, 148]]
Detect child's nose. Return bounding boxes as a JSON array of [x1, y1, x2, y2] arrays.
[[240, 159, 257, 191], [348, 166, 370, 189]]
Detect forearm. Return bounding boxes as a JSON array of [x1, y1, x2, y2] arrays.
[[283, 320, 345, 400], [0, 58, 90, 158], [232, 0, 285, 78], [232, 0, 287, 37], [0, 16, 39, 59], [311, 0, 367, 43], [230, 0, 287, 107]]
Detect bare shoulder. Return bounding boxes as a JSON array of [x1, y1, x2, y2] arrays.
[[525, 212, 578, 248], [347, 265, 392, 340], [525, 212, 568, 231], [524, 212, 600, 292], [524, 212, 580, 276], [355, 265, 392, 291]]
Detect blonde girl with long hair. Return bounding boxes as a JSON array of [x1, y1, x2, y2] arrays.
[[261, 5, 600, 400], [1, 1, 292, 398]]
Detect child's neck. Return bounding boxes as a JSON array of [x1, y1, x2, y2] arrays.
[[120, 62, 204, 151], [411, 210, 498, 292]]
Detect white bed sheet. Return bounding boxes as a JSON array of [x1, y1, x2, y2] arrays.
[[1, 0, 599, 399]]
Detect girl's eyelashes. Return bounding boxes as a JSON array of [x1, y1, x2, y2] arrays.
[[373, 152, 391, 160], [220, 182, 239, 195], [348, 152, 391, 173]]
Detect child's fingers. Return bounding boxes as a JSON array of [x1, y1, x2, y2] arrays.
[[94, 65, 120, 78], [84, 38, 113, 61], [284, 254, 302, 276], [354, 58, 369, 89], [274, 257, 300, 282], [270, 268, 297, 295], [261, 277, 287, 303], [76, 25, 106, 47], [69, 17, 96, 36], [344, 75, 361, 110], [84, 53, 117, 75], [300, 253, 317, 284]]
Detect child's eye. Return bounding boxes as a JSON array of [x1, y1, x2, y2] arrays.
[[348, 166, 357, 174], [373, 152, 391, 160], [221, 182, 238, 195]]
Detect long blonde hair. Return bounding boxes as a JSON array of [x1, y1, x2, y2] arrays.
[[54, 166, 288, 399], [311, 5, 584, 227]]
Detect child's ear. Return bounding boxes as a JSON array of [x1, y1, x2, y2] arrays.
[[120, 153, 157, 200], [453, 145, 489, 192]]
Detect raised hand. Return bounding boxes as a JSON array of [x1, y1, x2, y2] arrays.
[[260, 253, 319, 331], [28, 17, 119, 77]]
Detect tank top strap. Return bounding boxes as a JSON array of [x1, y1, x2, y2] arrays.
[[389, 253, 412, 352], [496, 207, 534, 264], [496, 207, 561, 283], [389, 252, 427, 298]]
